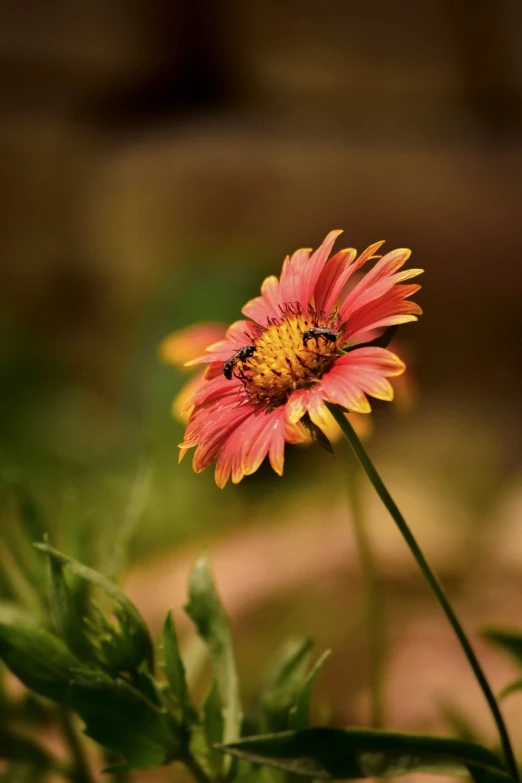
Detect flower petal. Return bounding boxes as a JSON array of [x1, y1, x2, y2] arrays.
[[172, 371, 206, 420], [320, 367, 372, 414], [299, 230, 343, 305], [306, 391, 333, 432], [320, 347, 405, 410], [243, 231, 342, 323], [313, 248, 357, 314], [191, 402, 254, 474], [160, 322, 227, 366], [343, 285, 422, 341], [340, 248, 422, 319], [279, 248, 312, 305], [268, 418, 286, 475], [185, 320, 256, 366], [244, 409, 286, 477], [214, 406, 290, 487], [314, 239, 387, 315], [242, 275, 283, 324], [285, 386, 332, 434], [183, 372, 242, 415]]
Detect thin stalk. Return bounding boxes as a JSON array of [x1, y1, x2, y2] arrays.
[[328, 404, 519, 781], [59, 708, 96, 783], [345, 449, 386, 728]]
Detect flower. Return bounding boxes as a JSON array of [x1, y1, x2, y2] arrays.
[[163, 326, 413, 445], [176, 231, 422, 487], [160, 322, 228, 419]]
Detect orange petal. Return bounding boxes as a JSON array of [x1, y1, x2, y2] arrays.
[[160, 322, 227, 367]]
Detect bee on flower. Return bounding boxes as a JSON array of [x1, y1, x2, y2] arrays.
[[162, 231, 422, 487]]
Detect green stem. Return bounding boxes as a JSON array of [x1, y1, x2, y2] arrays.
[[346, 451, 385, 728], [59, 708, 96, 783], [328, 404, 519, 781], [181, 753, 213, 783]]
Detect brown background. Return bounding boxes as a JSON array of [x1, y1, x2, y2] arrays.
[[1, 2, 522, 780]]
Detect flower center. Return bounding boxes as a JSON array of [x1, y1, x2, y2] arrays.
[[238, 307, 341, 407]]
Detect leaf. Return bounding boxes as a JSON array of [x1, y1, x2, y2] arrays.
[[70, 670, 180, 771], [261, 638, 313, 732], [0, 726, 58, 770], [441, 703, 484, 744], [162, 610, 192, 723], [220, 727, 510, 781], [45, 544, 95, 663], [0, 541, 44, 618], [301, 415, 334, 455], [289, 650, 331, 730], [184, 556, 242, 748], [106, 461, 154, 582], [0, 624, 79, 705], [35, 543, 154, 674], [469, 768, 517, 783], [133, 668, 165, 708], [2, 485, 48, 598], [202, 680, 225, 778], [481, 628, 522, 667], [0, 601, 35, 627], [499, 678, 522, 700]]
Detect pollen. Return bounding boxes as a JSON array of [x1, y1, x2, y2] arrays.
[[238, 308, 341, 407]]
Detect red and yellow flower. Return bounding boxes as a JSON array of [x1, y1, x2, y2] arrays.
[[165, 231, 422, 487]]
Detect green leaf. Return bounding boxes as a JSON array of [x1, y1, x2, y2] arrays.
[[220, 728, 510, 781], [0, 541, 44, 618], [0, 624, 79, 705], [1, 485, 48, 599], [469, 768, 517, 783], [202, 680, 225, 778], [45, 545, 95, 663], [35, 543, 154, 674], [289, 650, 331, 730], [0, 601, 35, 627], [70, 670, 180, 771], [261, 638, 313, 732], [481, 628, 522, 667], [0, 727, 59, 770], [301, 415, 334, 455], [441, 703, 484, 744], [184, 556, 242, 748], [4, 529, 43, 589], [162, 610, 192, 723], [499, 678, 522, 700], [105, 461, 154, 582]]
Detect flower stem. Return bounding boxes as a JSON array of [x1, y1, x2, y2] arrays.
[[328, 404, 519, 781], [345, 448, 386, 728]]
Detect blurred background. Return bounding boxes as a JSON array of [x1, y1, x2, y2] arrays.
[[1, 0, 522, 778]]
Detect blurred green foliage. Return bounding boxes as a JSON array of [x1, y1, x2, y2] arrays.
[[0, 543, 515, 783]]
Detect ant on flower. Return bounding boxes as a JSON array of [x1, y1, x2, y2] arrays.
[[222, 345, 256, 380], [302, 327, 341, 346]]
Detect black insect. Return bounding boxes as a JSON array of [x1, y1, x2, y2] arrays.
[[302, 327, 340, 346], [222, 345, 256, 380]]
